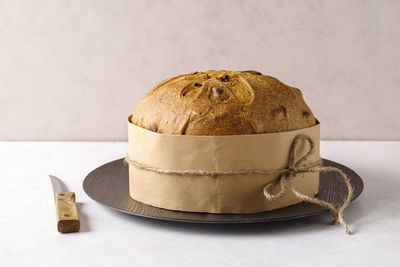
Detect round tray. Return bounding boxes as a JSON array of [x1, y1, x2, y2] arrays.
[[83, 158, 363, 223]]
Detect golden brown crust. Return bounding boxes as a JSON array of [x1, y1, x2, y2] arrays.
[[131, 70, 316, 135]]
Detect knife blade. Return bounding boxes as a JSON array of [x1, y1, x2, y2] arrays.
[[49, 175, 80, 233]]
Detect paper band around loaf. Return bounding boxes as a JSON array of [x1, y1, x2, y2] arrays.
[[127, 115, 321, 214]]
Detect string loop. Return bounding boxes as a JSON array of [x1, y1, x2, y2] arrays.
[[262, 134, 353, 234]]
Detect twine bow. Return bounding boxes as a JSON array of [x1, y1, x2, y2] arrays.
[[125, 134, 354, 234], [263, 134, 354, 234]]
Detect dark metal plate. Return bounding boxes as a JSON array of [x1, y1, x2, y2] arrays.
[[83, 158, 363, 223]]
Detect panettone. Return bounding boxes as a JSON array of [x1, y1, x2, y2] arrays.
[[131, 70, 316, 135]]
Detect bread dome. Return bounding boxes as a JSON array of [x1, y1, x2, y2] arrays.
[[131, 70, 316, 135]]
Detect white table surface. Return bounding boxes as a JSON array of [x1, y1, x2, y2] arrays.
[[1, 141, 399, 267]]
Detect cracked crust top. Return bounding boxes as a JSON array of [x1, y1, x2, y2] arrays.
[[130, 70, 316, 135]]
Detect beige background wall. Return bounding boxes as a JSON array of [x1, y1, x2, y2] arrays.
[[1, 0, 399, 141]]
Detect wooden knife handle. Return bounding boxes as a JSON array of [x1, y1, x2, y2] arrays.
[[55, 192, 80, 233]]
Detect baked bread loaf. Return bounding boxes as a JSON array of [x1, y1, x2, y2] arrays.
[[131, 70, 316, 135]]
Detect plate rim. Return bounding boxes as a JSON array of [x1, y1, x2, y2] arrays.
[[83, 158, 364, 224]]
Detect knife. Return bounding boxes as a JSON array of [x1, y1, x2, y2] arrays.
[[49, 175, 80, 233]]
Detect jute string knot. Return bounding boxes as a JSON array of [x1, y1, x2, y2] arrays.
[[262, 134, 353, 234], [125, 134, 354, 235]]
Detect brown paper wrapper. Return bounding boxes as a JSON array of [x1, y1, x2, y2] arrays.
[[127, 116, 320, 214]]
